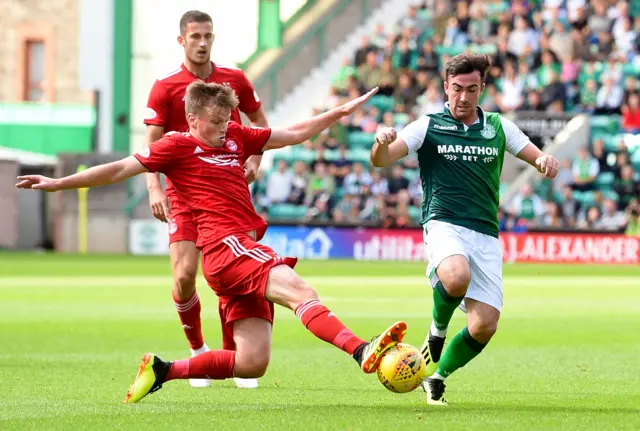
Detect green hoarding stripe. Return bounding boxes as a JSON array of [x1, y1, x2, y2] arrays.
[[112, 0, 132, 154]]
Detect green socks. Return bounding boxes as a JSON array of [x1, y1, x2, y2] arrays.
[[432, 281, 464, 331], [435, 326, 487, 379]]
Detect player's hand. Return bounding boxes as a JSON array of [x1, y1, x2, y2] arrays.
[[535, 154, 559, 179], [148, 187, 171, 223], [340, 87, 379, 116], [375, 127, 397, 146], [243, 160, 259, 184], [15, 175, 61, 192]]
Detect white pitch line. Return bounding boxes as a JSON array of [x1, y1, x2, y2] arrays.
[[0, 275, 638, 288]]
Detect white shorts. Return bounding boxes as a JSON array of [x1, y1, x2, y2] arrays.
[[424, 220, 503, 312]]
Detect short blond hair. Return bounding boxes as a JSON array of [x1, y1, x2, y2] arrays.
[[184, 82, 239, 116]]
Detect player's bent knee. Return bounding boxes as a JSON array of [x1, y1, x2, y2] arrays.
[[234, 352, 270, 378], [468, 319, 498, 344], [437, 258, 471, 297], [289, 281, 319, 310], [174, 265, 197, 290]]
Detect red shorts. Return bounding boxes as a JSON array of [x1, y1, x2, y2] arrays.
[[202, 233, 297, 350], [167, 207, 198, 245]]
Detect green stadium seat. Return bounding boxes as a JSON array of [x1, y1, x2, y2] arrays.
[[367, 95, 396, 113], [595, 172, 615, 188], [404, 169, 420, 182], [579, 190, 596, 206], [349, 147, 372, 164], [268, 203, 307, 219], [347, 131, 375, 149], [409, 206, 422, 222], [602, 189, 619, 202]]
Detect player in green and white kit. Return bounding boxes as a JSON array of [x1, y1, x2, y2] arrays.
[[370, 54, 559, 405]]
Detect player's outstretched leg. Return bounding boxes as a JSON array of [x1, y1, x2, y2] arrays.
[[421, 256, 469, 377], [124, 318, 271, 404], [169, 240, 212, 388], [265, 264, 407, 374]]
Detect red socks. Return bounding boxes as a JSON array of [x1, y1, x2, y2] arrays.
[[166, 350, 236, 381], [295, 300, 365, 355], [173, 291, 204, 351]]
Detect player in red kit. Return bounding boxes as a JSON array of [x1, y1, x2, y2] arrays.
[[16, 82, 408, 404], [143, 10, 268, 389]]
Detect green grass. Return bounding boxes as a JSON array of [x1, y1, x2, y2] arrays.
[[1, 254, 639, 430]]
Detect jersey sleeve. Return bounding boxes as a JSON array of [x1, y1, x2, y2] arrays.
[[500, 116, 531, 156], [398, 116, 430, 154], [239, 124, 272, 159], [236, 72, 262, 114], [133, 136, 176, 173], [144, 80, 170, 126]]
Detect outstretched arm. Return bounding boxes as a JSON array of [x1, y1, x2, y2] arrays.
[[263, 88, 378, 151], [515, 143, 559, 179], [16, 156, 148, 192], [370, 128, 409, 167]]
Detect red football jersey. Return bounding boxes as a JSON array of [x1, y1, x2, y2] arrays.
[[143, 62, 262, 210], [133, 121, 271, 249]]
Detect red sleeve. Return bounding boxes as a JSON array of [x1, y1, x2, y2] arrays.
[[239, 124, 272, 159], [236, 71, 262, 115], [143, 80, 170, 126], [133, 136, 177, 173]]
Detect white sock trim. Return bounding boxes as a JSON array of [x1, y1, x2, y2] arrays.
[[430, 321, 448, 338], [430, 372, 446, 381]]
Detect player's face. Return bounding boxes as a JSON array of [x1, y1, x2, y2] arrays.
[[444, 72, 484, 122], [178, 22, 215, 65], [189, 105, 231, 147]]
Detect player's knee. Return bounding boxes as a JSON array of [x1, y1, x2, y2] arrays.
[[441, 270, 470, 297], [289, 281, 319, 310], [174, 264, 197, 292], [234, 352, 270, 378], [468, 319, 498, 344]]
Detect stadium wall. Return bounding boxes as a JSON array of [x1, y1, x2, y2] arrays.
[[128, 221, 640, 264]]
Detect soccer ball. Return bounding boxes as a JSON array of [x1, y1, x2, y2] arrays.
[[376, 343, 426, 393]]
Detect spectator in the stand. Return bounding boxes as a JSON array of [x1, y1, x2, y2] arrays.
[[287, 161, 308, 206], [542, 201, 566, 228], [343, 162, 373, 196], [370, 170, 389, 196], [570, 25, 591, 61], [523, 90, 544, 111], [357, 51, 381, 90], [612, 149, 630, 179], [416, 82, 445, 115], [354, 35, 375, 67], [588, 1, 613, 37], [549, 21, 572, 61], [393, 72, 420, 110], [596, 77, 624, 115], [266, 160, 293, 204], [417, 40, 439, 75], [332, 57, 357, 91], [370, 23, 386, 49], [304, 162, 335, 207], [518, 61, 538, 93], [560, 185, 580, 227], [509, 17, 539, 57], [328, 145, 351, 187], [468, 2, 491, 44], [598, 198, 627, 231], [393, 38, 417, 70], [553, 159, 574, 194], [623, 76, 638, 105], [580, 79, 598, 113], [510, 184, 546, 226], [614, 164, 640, 211], [387, 164, 409, 204], [621, 93, 640, 133], [571, 146, 600, 191], [377, 57, 398, 97], [577, 206, 603, 230], [304, 196, 331, 222], [590, 139, 611, 174], [540, 69, 567, 111], [442, 16, 468, 47], [625, 198, 640, 236], [497, 61, 524, 112]]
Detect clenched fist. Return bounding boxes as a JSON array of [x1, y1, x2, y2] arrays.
[[375, 127, 397, 146], [535, 154, 559, 179]]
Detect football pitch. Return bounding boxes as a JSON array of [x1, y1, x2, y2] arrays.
[[1, 253, 639, 430]]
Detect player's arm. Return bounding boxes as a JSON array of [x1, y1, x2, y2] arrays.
[[16, 157, 147, 192], [143, 80, 173, 222], [371, 117, 430, 167], [243, 106, 269, 184], [502, 116, 559, 179], [262, 88, 378, 151]]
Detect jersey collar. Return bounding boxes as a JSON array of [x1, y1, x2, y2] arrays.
[[443, 102, 486, 130], [181, 61, 216, 80]]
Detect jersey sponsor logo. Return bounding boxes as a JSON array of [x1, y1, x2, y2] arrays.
[[137, 148, 150, 158], [168, 221, 178, 235], [198, 154, 241, 167], [480, 124, 497, 139], [226, 140, 238, 152], [433, 124, 457, 131], [144, 107, 157, 120], [437, 144, 499, 163], [194, 146, 204, 154]]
